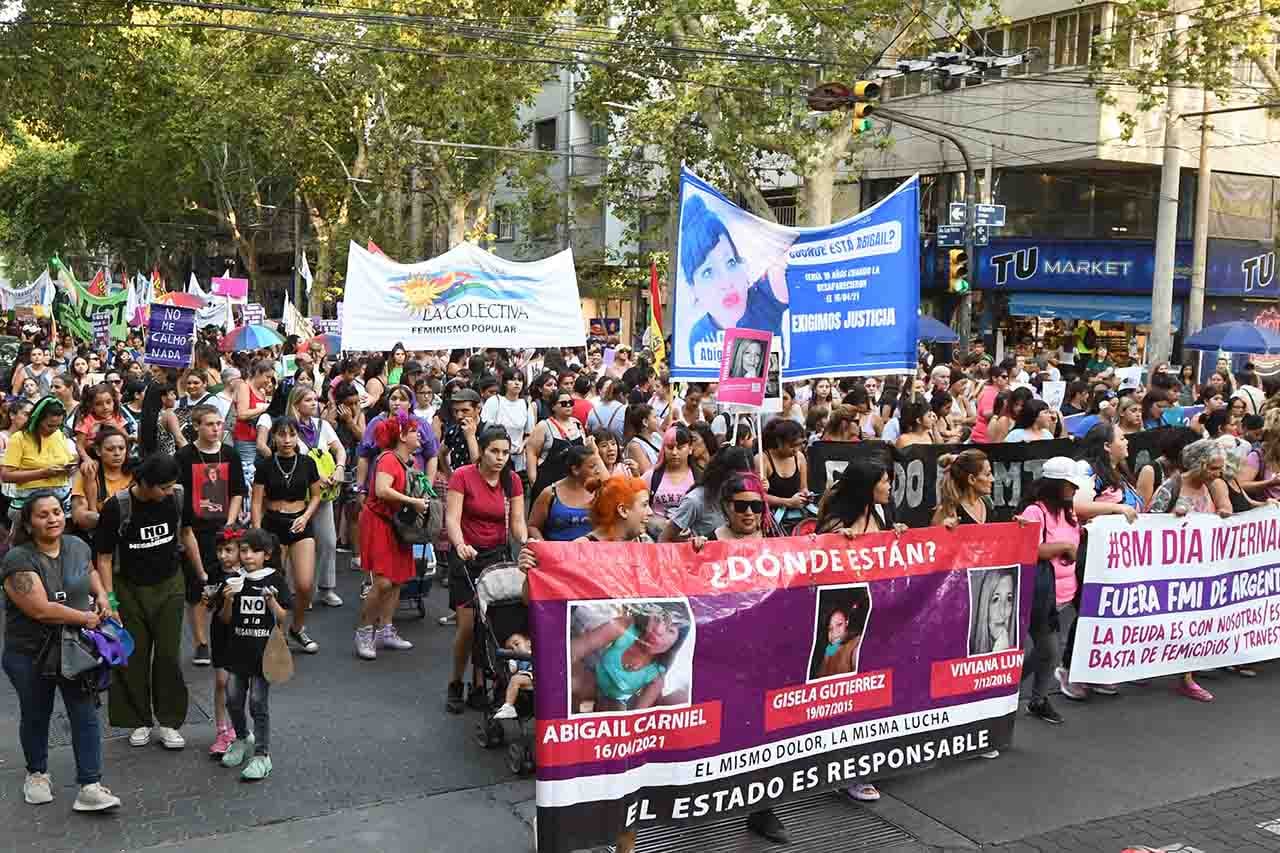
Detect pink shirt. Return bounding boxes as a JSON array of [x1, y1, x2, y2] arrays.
[[969, 384, 1000, 444], [1021, 502, 1080, 606]]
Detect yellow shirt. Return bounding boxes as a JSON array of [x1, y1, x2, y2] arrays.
[[3, 430, 74, 490], [71, 469, 135, 505]]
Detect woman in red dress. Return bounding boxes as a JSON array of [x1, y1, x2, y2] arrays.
[[354, 413, 429, 660]]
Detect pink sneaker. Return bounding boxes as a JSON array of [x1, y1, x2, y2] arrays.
[[209, 725, 237, 758], [1177, 680, 1214, 702]]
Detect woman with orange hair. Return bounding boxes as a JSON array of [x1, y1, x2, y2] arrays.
[[579, 474, 653, 543], [353, 413, 430, 661]]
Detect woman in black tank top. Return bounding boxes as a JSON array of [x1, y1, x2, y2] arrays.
[[933, 450, 994, 529]]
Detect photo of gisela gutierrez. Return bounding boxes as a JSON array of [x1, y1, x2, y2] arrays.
[[807, 584, 873, 681]]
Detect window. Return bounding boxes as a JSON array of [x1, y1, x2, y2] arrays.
[[1054, 11, 1096, 68], [1209, 173, 1274, 241], [982, 30, 1004, 81], [534, 118, 557, 151], [495, 206, 515, 242], [1054, 14, 1079, 68], [1009, 25, 1029, 74], [1030, 21, 1051, 73], [589, 122, 607, 145]]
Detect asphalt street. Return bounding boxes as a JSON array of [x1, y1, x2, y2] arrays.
[[3, 559, 1280, 853]]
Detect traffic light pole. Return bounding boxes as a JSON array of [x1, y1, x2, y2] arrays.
[[878, 107, 976, 355]]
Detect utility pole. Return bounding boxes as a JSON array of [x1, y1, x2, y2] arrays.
[[1148, 11, 1185, 365], [293, 188, 303, 315], [879, 106, 977, 353], [1186, 88, 1212, 353]]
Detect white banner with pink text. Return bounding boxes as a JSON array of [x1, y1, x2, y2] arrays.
[[1070, 506, 1280, 684]]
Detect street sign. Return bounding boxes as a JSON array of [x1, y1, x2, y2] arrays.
[[937, 225, 964, 247], [947, 202, 1007, 227], [974, 225, 990, 246], [975, 204, 1006, 226]]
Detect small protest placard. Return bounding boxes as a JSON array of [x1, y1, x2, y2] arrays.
[[1041, 380, 1067, 411], [211, 276, 249, 302], [146, 303, 195, 368], [717, 328, 772, 409], [242, 303, 266, 326], [91, 310, 112, 350]]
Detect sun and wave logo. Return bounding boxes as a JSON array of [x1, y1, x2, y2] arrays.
[[387, 268, 534, 311]]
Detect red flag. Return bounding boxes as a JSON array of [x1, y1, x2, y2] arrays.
[[368, 240, 386, 257], [86, 269, 106, 297], [649, 261, 663, 334]]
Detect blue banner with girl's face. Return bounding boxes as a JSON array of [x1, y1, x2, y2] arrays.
[[670, 168, 920, 381]]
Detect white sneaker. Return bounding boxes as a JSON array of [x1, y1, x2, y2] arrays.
[[354, 625, 377, 660], [1055, 666, 1088, 701], [845, 783, 881, 802], [493, 703, 518, 720], [73, 783, 121, 812], [437, 613, 456, 626], [156, 726, 185, 749], [376, 624, 413, 651], [318, 589, 344, 607], [128, 726, 152, 747], [23, 772, 52, 804]]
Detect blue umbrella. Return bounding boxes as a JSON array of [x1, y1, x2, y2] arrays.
[[1183, 321, 1280, 354], [917, 315, 959, 343]]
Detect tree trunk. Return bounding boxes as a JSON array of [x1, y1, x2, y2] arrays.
[[409, 166, 424, 259], [446, 195, 468, 248]]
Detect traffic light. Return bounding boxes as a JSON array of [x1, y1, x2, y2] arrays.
[[808, 80, 880, 132], [948, 249, 970, 293], [851, 101, 874, 134]]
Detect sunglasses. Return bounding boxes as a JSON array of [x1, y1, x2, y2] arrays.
[[555, 399, 574, 407], [732, 499, 765, 515]]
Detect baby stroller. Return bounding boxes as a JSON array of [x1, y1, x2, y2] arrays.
[[359, 544, 438, 618], [467, 561, 536, 776]]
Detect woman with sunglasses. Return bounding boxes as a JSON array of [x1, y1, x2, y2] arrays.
[[684, 471, 795, 844], [525, 388, 586, 503]]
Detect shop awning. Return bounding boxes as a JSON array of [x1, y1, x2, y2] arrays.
[[1007, 293, 1182, 328]]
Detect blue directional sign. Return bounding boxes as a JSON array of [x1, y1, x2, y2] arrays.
[[937, 225, 964, 247], [948, 202, 1007, 227]]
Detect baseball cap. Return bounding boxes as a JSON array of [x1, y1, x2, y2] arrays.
[[1039, 457, 1092, 492], [450, 388, 481, 404]]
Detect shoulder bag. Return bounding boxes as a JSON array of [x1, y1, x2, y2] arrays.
[[377, 451, 436, 544]]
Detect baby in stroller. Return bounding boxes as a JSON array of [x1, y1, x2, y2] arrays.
[[470, 563, 537, 774], [493, 633, 533, 720]]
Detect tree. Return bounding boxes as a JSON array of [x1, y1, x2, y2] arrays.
[[0, 0, 572, 303], [575, 0, 960, 269], [1092, 0, 1280, 137]]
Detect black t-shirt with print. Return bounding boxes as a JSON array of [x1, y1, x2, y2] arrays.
[[215, 567, 293, 677], [177, 444, 247, 533], [252, 452, 318, 503], [96, 489, 183, 586]]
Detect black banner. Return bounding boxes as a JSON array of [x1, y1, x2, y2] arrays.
[[808, 438, 1078, 527], [1125, 426, 1174, 477]]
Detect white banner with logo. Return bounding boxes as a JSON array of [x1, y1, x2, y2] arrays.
[[341, 241, 585, 351]]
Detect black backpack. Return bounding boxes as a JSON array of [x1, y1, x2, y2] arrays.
[[177, 394, 215, 443], [1083, 325, 1098, 349]]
